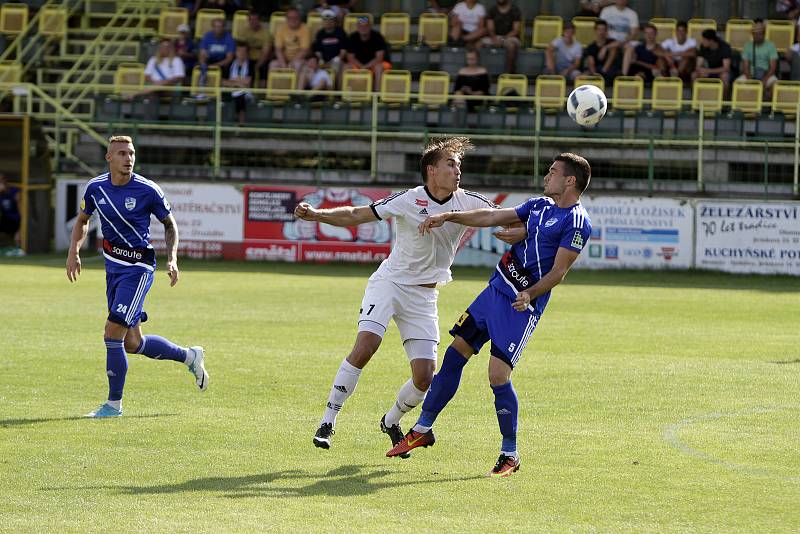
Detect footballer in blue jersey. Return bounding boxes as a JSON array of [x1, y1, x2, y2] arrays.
[[66, 135, 209, 418], [387, 153, 593, 477]]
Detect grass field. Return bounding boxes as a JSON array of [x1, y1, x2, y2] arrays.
[[1, 256, 798, 532]]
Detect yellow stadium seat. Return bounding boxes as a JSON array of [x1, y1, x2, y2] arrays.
[[651, 77, 683, 111], [381, 13, 410, 48], [189, 65, 221, 98], [342, 69, 372, 102], [307, 12, 323, 40], [532, 15, 563, 48], [687, 18, 716, 44], [418, 13, 448, 47], [575, 74, 605, 93], [496, 73, 528, 104], [572, 16, 597, 47], [380, 69, 411, 104], [725, 19, 753, 51], [344, 13, 373, 35], [159, 7, 188, 39], [534, 74, 565, 110], [692, 77, 723, 113], [519, 16, 526, 45], [114, 63, 145, 97], [731, 79, 763, 114], [266, 67, 297, 101], [195, 8, 225, 39], [0, 61, 21, 83], [612, 75, 644, 110], [39, 5, 67, 39], [418, 71, 450, 106], [772, 80, 800, 116], [650, 18, 676, 43], [0, 3, 28, 36], [269, 11, 286, 37], [232, 10, 249, 41], [767, 19, 795, 53]]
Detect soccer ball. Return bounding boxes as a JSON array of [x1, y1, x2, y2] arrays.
[[566, 84, 607, 127]]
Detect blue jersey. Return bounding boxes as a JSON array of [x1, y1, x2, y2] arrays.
[[489, 197, 592, 315], [80, 172, 171, 273]]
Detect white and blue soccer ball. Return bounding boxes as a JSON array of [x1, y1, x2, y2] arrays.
[[566, 84, 607, 127]]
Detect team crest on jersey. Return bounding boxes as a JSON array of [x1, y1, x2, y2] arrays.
[[544, 217, 558, 227], [124, 197, 136, 210], [571, 230, 585, 249]]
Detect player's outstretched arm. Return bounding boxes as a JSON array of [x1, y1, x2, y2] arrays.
[[66, 212, 91, 282], [293, 202, 377, 227], [419, 207, 520, 234], [512, 247, 580, 311], [493, 221, 527, 244], [162, 214, 180, 287]]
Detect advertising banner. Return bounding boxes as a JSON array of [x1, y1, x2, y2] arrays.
[[696, 201, 800, 275]]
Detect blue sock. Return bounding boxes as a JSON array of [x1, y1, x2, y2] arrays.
[[105, 338, 128, 402], [134, 335, 187, 362], [416, 346, 469, 429], [492, 381, 518, 453]]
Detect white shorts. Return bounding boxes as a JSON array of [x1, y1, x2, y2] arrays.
[[357, 275, 439, 358]]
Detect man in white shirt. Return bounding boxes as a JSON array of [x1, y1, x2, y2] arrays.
[[546, 22, 583, 80], [600, 0, 639, 43], [659, 20, 697, 81], [144, 38, 185, 89], [450, 0, 487, 48], [295, 137, 522, 455]]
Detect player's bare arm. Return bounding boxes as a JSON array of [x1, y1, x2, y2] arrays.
[[419, 207, 520, 234], [493, 221, 527, 245], [294, 203, 377, 226], [512, 247, 580, 311], [162, 214, 180, 287], [66, 211, 92, 282]]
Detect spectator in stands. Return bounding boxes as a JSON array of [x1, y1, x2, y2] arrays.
[[0, 173, 21, 253], [776, 0, 800, 22], [659, 20, 696, 83], [312, 1, 353, 21], [481, 0, 522, 73], [577, 0, 613, 17], [298, 54, 333, 96], [144, 37, 186, 90], [312, 9, 347, 85], [174, 24, 196, 74], [621, 23, 664, 83], [738, 19, 779, 99], [449, 0, 487, 48], [785, 28, 800, 79], [345, 16, 391, 88], [600, 0, 639, 43], [693, 29, 732, 95], [222, 42, 253, 124], [238, 10, 272, 86], [270, 7, 311, 77], [546, 22, 583, 81], [199, 17, 236, 79], [453, 48, 490, 111], [583, 20, 621, 82]]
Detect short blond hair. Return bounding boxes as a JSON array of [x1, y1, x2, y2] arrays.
[[107, 135, 133, 151], [420, 137, 474, 183]]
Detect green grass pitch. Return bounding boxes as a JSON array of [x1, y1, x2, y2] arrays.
[[0, 256, 798, 532]]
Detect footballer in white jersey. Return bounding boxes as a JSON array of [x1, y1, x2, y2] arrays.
[[294, 137, 524, 455]]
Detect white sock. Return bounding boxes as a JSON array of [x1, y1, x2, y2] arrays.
[[106, 400, 121, 410], [384, 379, 427, 427], [501, 450, 519, 459], [412, 423, 432, 433], [321, 359, 362, 426], [183, 348, 195, 367]]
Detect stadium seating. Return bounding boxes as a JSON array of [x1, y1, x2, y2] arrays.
[[766, 19, 794, 53], [344, 13, 373, 35], [196, 9, 225, 39], [574, 74, 605, 93], [439, 46, 466, 77], [725, 19, 753, 51], [731, 79, 763, 114], [497, 73, 528, 102], [159, 7, 188, 39], [635, 110, 664, 136], [612, 76, 644, 111], [418, 13, 447, 47], [342, 69, 372, 102], [687, 19, 716, 43], [269, 11, 285, 37], [398, 44, 431, 72], [674, 111, 700, 137], [772, 80, 800, 116], [651, 77, 683, 112], [380, 69, 411, 104], [714, 111, 745, 138], [534, 74, 565, 110], [0, 60, 21, 83], [190, 65, 221, 98], [650, 18, 677, 43], [39, 5, 67, 39], [114, 63, 145, 97], [692, 77, 724, 113], [266, 68, 296, 101], [0, 3, 27, 36], [306, 12, 323, 41], [418, 71, 450, 106], [516, 49, 545, 76], [232, 10, 249, 42], [572, 17, 597, 47], [480, 47, 507, 78], [754, 112, 785, 137], [381, 13, 411, 49], [532, 16, 562, 49]]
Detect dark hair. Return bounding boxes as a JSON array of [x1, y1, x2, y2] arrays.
[[554, 153, 591, 193], [701, 28, 718, 41], [595, 20, 608, 29], [676, 20, 687, 30], [753, 18, 764, 24], [234, 41, 247, 48], [248, 9, 259, 17], [643, 23, 656, 32], [419, 137, 474, 183]]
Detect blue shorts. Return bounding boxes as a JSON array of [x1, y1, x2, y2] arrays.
[[449, 284, 540, 368], [106, 269, 153, 328]]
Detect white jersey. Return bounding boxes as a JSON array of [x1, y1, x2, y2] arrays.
[[370, 185, 497, 285]]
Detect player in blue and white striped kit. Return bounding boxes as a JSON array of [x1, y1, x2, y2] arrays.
[[387, 153, 592, 477], [66, 136, 209, 418]]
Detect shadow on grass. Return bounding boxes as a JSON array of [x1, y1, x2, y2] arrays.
[[53, 465, 484, 497], [769, 359, 800, 365], [0, 414, 178, 428]]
